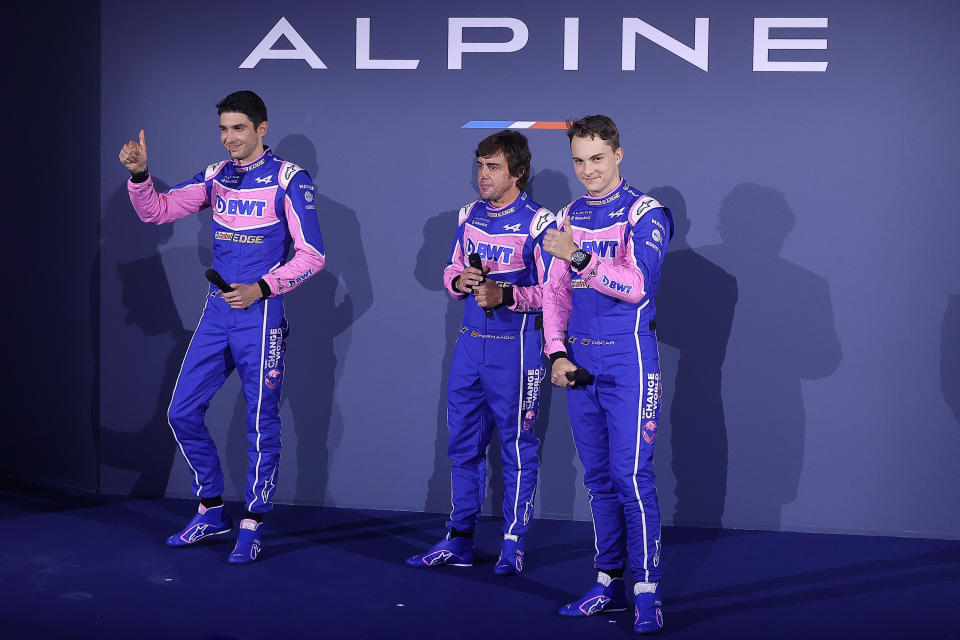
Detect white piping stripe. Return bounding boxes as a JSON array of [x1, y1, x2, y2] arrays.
[[633, 307, 650, 582], [166, 296, 210, 496], [507, 314, 528, 535], [247, 299, 270, 511]]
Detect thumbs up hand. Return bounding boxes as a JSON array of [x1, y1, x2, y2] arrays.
[[543, 220, 577, 262], [119, 129, 148, 174]]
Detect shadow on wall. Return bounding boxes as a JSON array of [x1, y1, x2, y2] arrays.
[[416, 167, 578, 521], [653, 186, 737, 529], [99, 179, 189, 497], [224, 134, 374, 507], [943, 295, 960, 425], [698, 183, 842, 530]]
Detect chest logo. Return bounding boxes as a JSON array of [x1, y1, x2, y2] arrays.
[[254, 175, 273, 185], [580, 239, 619, 258], [215, 195, 267, 217], [465, 238, 514, 264]]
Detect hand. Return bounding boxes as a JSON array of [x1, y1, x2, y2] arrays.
[[457, 265, 489, 293], [543, 223, 577, 261], [473, 279, 503, 308], [119, 129, 148, 173], [223, 283, 262, 310], [551, 358, 577, 387]]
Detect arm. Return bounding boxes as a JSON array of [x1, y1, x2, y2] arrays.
[[120, 129, 210, 224], [541, 207, 573, 357], [441, 202, 486, 299], [260, 170, 326, 296], [577, 199, 671, 304], [504, 208, 556, 313]]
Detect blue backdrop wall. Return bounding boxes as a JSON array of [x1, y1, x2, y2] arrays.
[[90, 0, 960, 538]]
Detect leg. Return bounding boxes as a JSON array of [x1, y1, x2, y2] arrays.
[[167, 299, 233, 501], [230, 300, 287, 515], [445, 333, 493, 535]]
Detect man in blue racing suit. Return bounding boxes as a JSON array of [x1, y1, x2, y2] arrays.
[[543, 115, 673, 633], [406, 131, 555, 575], [118, 90, 325, 564]]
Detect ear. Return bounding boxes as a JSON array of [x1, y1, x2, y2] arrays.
[[258, 121, 269, 139], [615, 147, 624, 165]]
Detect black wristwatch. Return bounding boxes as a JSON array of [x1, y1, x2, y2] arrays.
[[570, 249, 590, 271]]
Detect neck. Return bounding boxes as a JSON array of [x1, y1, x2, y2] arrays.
[[587, 175, 622, 198], [488, 186, 521, 209], [237, 144, 266, 165]]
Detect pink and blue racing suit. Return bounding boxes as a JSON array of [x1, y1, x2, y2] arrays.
[[127, 147, 325, 513], [442, 191, 556, 536], [543, 179, 673, 581]]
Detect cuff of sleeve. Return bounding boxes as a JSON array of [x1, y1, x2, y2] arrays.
[[257, 279, 272, 299], [499, 283, 514, 307], [451, 275, 462, 295], [549, 352, 568, 363], [129, 168, 150, 184]]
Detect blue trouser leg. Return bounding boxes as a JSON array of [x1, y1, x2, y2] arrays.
[[601, 334, 662, 583], [567, 340, 627, 570], [480, 328, 544, 537], [447, 333, 493, 533], [232, 298, 287, 514], [167, 298, 232, 499]]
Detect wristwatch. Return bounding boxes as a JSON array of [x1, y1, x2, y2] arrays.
[[570, 249, 590, 271]]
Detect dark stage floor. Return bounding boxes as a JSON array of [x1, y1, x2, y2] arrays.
[[1, 477, 958, 639]]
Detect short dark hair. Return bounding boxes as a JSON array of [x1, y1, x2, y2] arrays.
[[566, 115, 620, 151], [475, 130, 531, 191], [216, 90, 268, 129]]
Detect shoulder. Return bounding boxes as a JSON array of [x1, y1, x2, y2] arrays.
[[458, 200, 481, 225], [628, 193, 666, 225], [203, 161, 228, 181], [527, 206, 555, 238], [278, 161, 308, 189]]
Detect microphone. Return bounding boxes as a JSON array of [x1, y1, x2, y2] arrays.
[[468, 253, 493, 318], [205, 268, 235, 293], [565, 367, 595, 388]]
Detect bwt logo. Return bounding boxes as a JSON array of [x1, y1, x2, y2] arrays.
[[580, 239, 619, 258], [466, 239, 514, 264], [215, 195, 267, 217], [600, 274, 632, 294]]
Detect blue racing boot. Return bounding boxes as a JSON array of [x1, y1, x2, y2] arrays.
[[494, 535, 525, 575], [405, 532, 475, 568], [558, 573, 630, 617], [633, 582, 664, 634], [165, 504, 232, 547], [227, 519, 263, 564]]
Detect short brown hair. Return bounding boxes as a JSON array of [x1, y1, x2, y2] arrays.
[[566, 115, 620, 151]]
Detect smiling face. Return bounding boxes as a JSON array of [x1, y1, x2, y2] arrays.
[[570, 134, 623, 197], [477, 151, 521, 207], [219, 111, 267, 164]]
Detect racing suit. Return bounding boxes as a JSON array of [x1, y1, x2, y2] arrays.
[[543, 179, 673, 582], [442, 191, 555, 536], [127, 147, 325, 513]]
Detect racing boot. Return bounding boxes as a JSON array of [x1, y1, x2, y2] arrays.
[[227, 519, 263, 564], [494, 534, 525, 575], [405, 531, 475, 568], [165, 504, 233, 547], [633, 582, 664, 634], [558, 572, 630, 617]]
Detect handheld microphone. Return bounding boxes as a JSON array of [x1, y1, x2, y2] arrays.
[[468, 253, 493, 318], [565, 367, 595, 388], [205, 268, 235, 293]]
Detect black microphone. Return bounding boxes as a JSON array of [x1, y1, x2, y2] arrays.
[[565, 367, 595, 388], [205, 268, 234, 293], [468, 253, 493, 318]]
